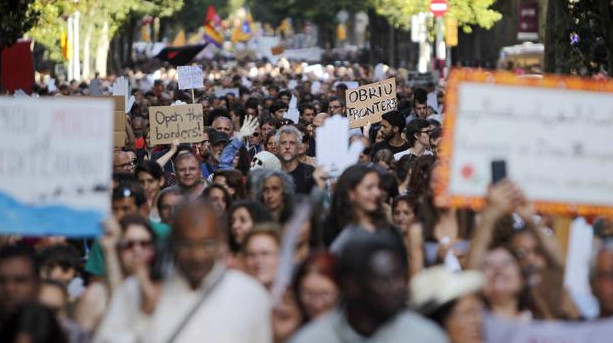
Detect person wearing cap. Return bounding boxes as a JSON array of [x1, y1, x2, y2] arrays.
[[209, 130, 230, 165], [411, 267, 485, 343], [290, 232, 449, 343], [370, 110, 410, 157]]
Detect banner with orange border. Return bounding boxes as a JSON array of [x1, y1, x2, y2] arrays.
[[434, 69, 613, 216]]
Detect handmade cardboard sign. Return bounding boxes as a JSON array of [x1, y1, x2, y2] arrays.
[[149, 104, 204, 145], [177, 65, 204, 90], [345, 78, 397, 128], [434, 69, 613, 216], [0, 97, 114, 236]]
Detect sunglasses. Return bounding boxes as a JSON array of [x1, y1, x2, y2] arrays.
[[119, 239, 152, 250]]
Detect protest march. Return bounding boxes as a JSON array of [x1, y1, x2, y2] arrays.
[[1, 1, 613, 343]]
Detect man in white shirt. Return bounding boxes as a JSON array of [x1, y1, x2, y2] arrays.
[[95, 199, 271, 343]]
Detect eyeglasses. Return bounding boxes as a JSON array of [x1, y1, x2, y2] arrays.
[[119, 239, 152, 250], [252, 132, 259, 137], [420, 130, 433, 136], [115, 159, 137, 168]]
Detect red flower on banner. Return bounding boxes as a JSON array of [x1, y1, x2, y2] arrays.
[[461, 164, 474, 180]]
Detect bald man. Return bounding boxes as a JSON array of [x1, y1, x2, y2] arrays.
[[96, 200, 271, 343]]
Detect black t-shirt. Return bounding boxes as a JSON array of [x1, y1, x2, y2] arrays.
[[290, 162, 315, 195], [371, 140, 410, 156]]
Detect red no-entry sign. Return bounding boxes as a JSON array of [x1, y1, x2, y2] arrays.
[[430, 0, 449, 17]]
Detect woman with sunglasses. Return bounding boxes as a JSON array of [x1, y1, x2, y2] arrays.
[[76, 215, 159, 334], [394, 118, 435, 161]]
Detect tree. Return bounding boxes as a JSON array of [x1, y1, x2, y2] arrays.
[[0, 0, 40, 91], [370, 0, 501, 32], [545, 0, 612, 76]]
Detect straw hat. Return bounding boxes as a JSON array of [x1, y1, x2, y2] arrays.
[[410, 266, 485, 315]]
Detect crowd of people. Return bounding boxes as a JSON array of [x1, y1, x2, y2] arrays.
[[0, 60, 612, 343]]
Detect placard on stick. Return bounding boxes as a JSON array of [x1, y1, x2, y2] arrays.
[[0, 97, 114, 237], [435, 69, 613, 216], [177, 65, 204, 90], [149, 104, 204, 145], [345, 78, 397, 128]]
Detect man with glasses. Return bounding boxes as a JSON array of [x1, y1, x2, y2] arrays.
[[394, 118, 434, 160], [95, 200, 272, 342], [113, 151, 136, 174], [327, 96, 345, 116]]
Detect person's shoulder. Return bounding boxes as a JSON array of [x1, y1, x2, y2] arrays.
[[288, 312, 338, 343], [223, 270, 270, 299], [393, 310, 450, 342], [299, 162, 314, 173]]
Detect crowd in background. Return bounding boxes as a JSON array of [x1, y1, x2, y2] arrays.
[[0, 60, 612, 343]]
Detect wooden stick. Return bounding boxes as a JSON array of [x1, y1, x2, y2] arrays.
[[191, 88, 195, 104]]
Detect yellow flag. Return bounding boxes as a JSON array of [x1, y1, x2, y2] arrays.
[[60, 29, 69, 60], [141, 25, 151, 43], [337, 24, 347, 41], [445, 17, 458, 47], [172, 29, 186, 47]]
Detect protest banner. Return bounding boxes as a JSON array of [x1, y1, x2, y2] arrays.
[[484, 315, 613, 343], [0, 98, 114, 237], [345, 78, 397, 129], [177, 65, 204, 103], [434, 69, 613, 216], [148, 104, 204, 145]]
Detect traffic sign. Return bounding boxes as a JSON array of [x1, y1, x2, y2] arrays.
[[430, 0, 449, 17]]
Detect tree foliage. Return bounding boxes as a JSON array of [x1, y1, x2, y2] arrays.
[[26, 0, 184, 63], [370, 0, 502, 33], [0, 0, 40, 48]]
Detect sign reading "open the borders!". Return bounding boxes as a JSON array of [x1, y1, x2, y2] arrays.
[[345, 78, 397, 128]]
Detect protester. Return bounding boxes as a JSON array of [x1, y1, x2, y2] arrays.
[[292, 252, 339, 321], [325, 165, 393, 252], [370, 110, 409, 156], [135, 161, 165, 222], [212, 169, 246, 201], [289, 232, 449, 342], [173, 152, 205, 199], [252, 169, 295, 223], [592, 240, 613, 318], [0, 245, 40, 327], [394, 118, 434, 160], [201, 183, 232, 214], [38, 279, 91, 343], [95, 200, 271, 342], [411, 267, 485, 343], [275, 125, 315, 194], [0, 303, 68, 343], [156, 187, 184, 226], [243, 226, 281, 290], [228, 201, 273, 247]]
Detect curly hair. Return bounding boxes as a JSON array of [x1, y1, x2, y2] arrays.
[[250, 169, 295, 223]]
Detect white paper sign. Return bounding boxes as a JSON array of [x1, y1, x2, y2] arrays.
[[283, 95, 300, 124], [485, 315, 613, 343], [177, 65, 204, 90], [334, 81, 359, 90], [316, 115, 364, 178], [564, 217, 594, 294], [214, 87, 240, 98], [447, 81, 613, 209], [111, 76, 135, 113], [0, 98, 114, 236]]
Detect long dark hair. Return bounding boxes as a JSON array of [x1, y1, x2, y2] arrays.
[[324, 165, 389, 246], [227, 201, 273, 252]]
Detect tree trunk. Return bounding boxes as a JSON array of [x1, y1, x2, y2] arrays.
[[544, 0, 571, 74], [82, 23, 92, 80], [595, 0, 613, 74], [95, 21, 109, 77]]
